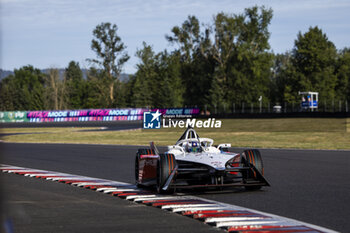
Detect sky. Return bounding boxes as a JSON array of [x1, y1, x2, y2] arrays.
[[1, 0, 350, 74]]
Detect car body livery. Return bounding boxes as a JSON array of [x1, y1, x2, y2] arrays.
[[135, 127, 269, 193]]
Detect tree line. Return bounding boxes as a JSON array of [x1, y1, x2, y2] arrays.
[[1, 6, 349, 111]]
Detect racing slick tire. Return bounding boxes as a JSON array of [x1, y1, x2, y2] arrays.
[[156, 153, 176, 193], [135, 148, 155, 187], [243, 149, 264, 191]]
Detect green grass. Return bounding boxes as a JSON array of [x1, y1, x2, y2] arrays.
[[1, 118, 349, 150]]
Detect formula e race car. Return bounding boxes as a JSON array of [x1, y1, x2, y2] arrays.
[[135, 127, 270, 193]]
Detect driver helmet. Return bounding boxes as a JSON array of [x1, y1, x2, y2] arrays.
[[186, 141, 200, 153]]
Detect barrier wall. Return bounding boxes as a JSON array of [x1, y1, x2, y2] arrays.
[[0, 108, 200, 123], [151, 108, 200, 116], [0, 111, 28, 122], [26, 109, 147, 122]]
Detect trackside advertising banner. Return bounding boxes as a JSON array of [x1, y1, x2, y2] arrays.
[[26, 109, 147, 122], [0, 108, 200, 123], [0, 111, 28, 122], [151, 108, 200, 117]]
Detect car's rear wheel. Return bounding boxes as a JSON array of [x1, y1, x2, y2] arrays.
[[243, 149, 263, 191], [135, 148, 155, 187], [156, 153, 176, 193]]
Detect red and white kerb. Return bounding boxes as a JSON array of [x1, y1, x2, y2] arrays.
[[1, 164, 336, 233]]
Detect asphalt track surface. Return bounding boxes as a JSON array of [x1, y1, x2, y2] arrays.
[[1, 143, 349, 233]]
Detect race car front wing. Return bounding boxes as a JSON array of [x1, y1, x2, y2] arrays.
[[163, 163, 270, 191]]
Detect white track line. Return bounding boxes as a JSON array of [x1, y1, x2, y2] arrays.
[[205, 216, 268, 223], [216, 220, 281, 228], [162, 204, 219, 210], [134, 196, 179, 202], [126, 194, 159, 200], [102, 188, 121, 193], [172, 206, 230, 213]]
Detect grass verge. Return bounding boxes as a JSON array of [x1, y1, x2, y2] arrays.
[[1, 118, 349, 150]]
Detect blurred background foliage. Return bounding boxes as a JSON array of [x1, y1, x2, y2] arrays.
[[1, 6, 349, 111]]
